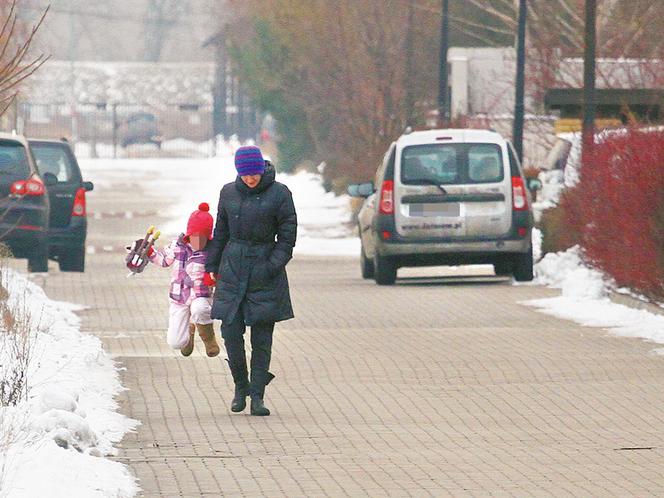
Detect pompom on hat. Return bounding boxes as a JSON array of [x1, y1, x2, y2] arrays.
[[186, 202, 214, 240], [235, 145, 266, 177]]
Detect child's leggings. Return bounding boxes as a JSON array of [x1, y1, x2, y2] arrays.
[[167, 297, 213, 349]]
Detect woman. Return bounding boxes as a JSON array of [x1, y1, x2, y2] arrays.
[[205, 145, 297, 416]]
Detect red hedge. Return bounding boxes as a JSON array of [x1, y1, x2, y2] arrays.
[[565, 128, 664, 300]]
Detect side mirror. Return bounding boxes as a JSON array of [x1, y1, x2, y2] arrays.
[[347, 182, 374, 198], [43, 172, 58, 186], [83, 181, 94, 192], [526, 178, 542, 192]]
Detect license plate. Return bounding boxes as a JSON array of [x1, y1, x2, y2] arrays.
[[409, 203, 460, 218]]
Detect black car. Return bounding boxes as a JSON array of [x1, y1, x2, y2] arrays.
[[0, 133, 50, 272], [29, 139, 93, 272]]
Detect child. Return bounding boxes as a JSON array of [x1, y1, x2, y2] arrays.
[[148, 203, 220, 357]]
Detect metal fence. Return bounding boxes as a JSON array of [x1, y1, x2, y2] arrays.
[[11, 102, 225, 158]]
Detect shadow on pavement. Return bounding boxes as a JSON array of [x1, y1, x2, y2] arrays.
[[396, 275, 511, 287]]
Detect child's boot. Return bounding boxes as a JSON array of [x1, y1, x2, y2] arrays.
[[197, 323, 220, 357], [181, 323, 196, 357]]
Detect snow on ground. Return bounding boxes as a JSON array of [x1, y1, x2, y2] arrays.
[[526, 246, 664, 349], [80, 146, 360, 257], [0, 269, 138, 497]]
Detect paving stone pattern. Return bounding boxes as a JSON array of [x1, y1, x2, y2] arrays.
[[24, 178, 664, 497]]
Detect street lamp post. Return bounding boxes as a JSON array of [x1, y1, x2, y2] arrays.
[[512, 0, 527, 163], [438, 0, 449, 127], [582, 0, 597, 164]]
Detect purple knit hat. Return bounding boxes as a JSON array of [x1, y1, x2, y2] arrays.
[[235, 146, 266, 176]]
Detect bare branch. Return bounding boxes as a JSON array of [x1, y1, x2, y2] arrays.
[[0, 2, 50, 117]]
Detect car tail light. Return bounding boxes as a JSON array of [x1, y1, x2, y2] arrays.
[[10, 180, 25, 195], [379, 180, 394, 215], [511, 176, 528, 211], [382, 231, 391, 240], [72, 187, 86, 217], [11, 175, 45, 196]]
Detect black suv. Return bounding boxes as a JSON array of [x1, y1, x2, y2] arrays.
[[0, 133, 50, 271], [29, 139, 93, 272]]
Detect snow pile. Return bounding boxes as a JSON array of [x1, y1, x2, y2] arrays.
[[527, 246, 664, 348], [532, 169, 565, 219], [531, 227, 543, 263], [562, 133, 582, 187], [531, 132, 580, 222], [534, 246, 608, 300], [0, 269, 138, 498], [80, 151, 360, 257]]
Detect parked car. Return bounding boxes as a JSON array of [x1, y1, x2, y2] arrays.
[[29, 138, 93, 272], [0, 133, 50, 272], [348, 129, 540, 285], [119, 112, 162, 148]]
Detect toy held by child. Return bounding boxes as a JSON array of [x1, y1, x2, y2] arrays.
[[126, 225, 161, 274], [145, 203, 220, 357]]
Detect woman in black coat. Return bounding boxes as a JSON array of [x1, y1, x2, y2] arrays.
[[205, 145, 297, 416]]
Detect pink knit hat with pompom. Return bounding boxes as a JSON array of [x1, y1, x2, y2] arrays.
[[186, 203, 214, 240]]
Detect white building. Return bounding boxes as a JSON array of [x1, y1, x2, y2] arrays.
[[447, 47, 517, 118]]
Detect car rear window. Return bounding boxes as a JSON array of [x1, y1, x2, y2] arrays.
[[30, 143, 78, 183], [401, 143, 505, 185], [468, 144, 504, 182], [0, 141, 30, 178]]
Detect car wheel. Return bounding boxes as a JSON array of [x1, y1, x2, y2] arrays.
[[493, 260, 513, 277], [28, 242, 49, 273], [361, 245, 374, 279], [59, 245, 86, 272], [513, 246, 534, 282], [374, 254, 397, 286]]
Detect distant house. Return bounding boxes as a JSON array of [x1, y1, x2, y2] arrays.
[[447, 47, 517, 118], [545, 58, 664, 132], [447, 49, 664, 123], [443, 49, 664, 165]]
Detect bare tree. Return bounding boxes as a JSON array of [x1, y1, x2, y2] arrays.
[[143, 0, 189, 61], [0, 0, 48, 116]]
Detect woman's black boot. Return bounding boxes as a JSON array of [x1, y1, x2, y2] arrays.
[[250, 396, 270, 416], [232, 384, 249, 412], [249, 370, 275, 416], [226, 359, 249, 412]]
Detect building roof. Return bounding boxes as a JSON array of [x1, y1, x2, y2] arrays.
[[546, 88, 664, 108]]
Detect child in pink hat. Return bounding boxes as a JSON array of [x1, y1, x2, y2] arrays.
[[148, 203, 220, 357]]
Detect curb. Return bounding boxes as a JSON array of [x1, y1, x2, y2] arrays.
[[608, 292, 664, 318]]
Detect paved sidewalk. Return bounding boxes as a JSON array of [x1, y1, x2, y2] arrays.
[[26, 178, 664, 497]]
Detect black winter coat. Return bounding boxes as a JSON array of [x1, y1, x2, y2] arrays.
[[205, 163, 297, 325]]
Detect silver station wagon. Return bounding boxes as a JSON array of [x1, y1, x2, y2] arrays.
[[348, 129, 539, 285]]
